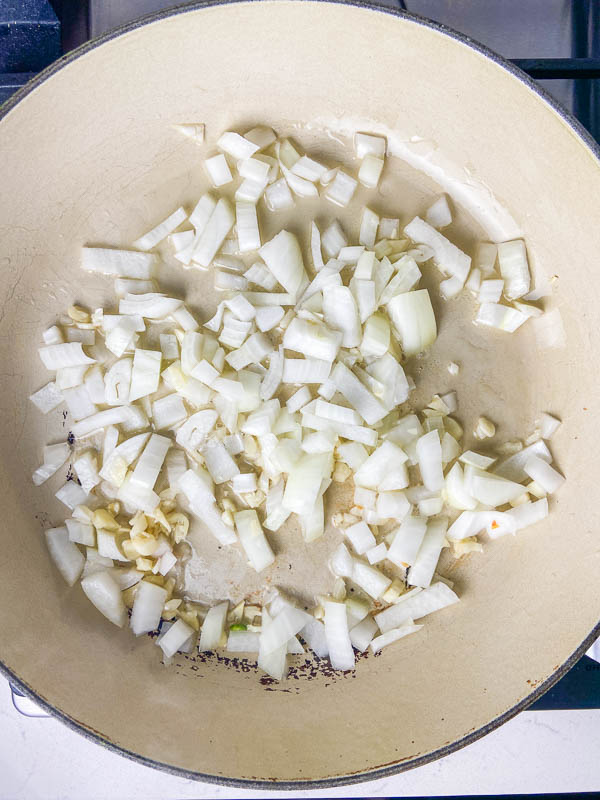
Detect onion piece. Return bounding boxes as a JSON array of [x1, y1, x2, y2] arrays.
[[354, 132, 386, 158], [322, 285, 361, 348], [129, 349, 161, 401], [539, 412, 561, 439], [278, 162, 317, 198], [255, 305, 284, 333], [349, 616, 378, 652], [73, 451, 100, 493], [310, 222, 325, 271], [114, 278, 157, 296], [358, 156, 384, 190], [504, 497, 549, 533], [301, 618, 329, 657], [217, 131, 259, 160], [459, 450, 496, 469], [497, 239, 530, 300], [324, 601, 354, 671], [470, 472, 527, 506], [236, 201, 261, 252], [425, 195, 452, 228], [282, 453, 331, 514], [104, 358, 132, 406], [291, 155, 328, 182], [104, 317, 139, 357], [324, 170, 358, 207], [29, 381, 64, 413], [444, 463, 477, 511], [176, 194, 218, 265], [84, 365, 106, 404], [39, 342, 95, 370], [523, 455, 565, 493], [81, 248, 156, 279], [159, 334, 179, 361], [354, 441, 408, 490], [171, 306, 199, 331], [158, 618, 195, 658], [321, 221, 347, 259], [204, 154, 233, 187], [81, 571, 126, 627], [352, 560, 391, 600], [404, 217, 470, 284], [260, 604, 311, 655], [370, 622, 422, 653], [260, 346, 284, 401], [130, 580, 168, 635], [416, 430, 444, 491], [178, 469, 237, 546], [165, 448, 188, 490], [286, 386, 312, 413], [344, 521, 376, 554], [258, 609, 287, 680], [119, 293, 182, 320], [494, 439, 552, 482], [244, 125, 277, 150], [66, 518, 95, 546], [133, 206, 187, 251], [203, 440, 240, 484], [259, 230, 307, 299], [45, 527, 85, 585], [199, 601, 229, 650], [475, 302, 529, 333], [130, 434, 170, 491], [227, 630, 260, 652], [282, 357, 331, 384], [378, 259, 422, 305], [264, 178, 294, 211], [375, 581, 459, 633], [239, 156, 271, 182], [33, 442, 71, 486], [234, 509, 274, 572], [407, 517, 448, 588], [387, 289, 437, 356], [152, 393, 188, 429], [173, 123, 205, 143], [55, 481, 89, 510], [330, 362, 387, 425], [387, 516, 427, 568], [301, 411, 377, 446], [42, 325, 63, 345], [192, 198, 235, 267], [479, 279, 504, 304]]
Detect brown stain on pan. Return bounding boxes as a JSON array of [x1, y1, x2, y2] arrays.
[[167, 640, 380, 687]]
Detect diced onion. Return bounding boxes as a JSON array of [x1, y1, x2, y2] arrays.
[[30, 121, 560, 682]]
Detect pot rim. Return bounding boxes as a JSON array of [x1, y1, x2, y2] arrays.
[[1, 0, 599, 789]]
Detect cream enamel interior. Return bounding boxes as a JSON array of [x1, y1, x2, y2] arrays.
[[1, 0, 599, 785]]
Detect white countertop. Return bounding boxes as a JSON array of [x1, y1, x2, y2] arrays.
[[1, 664, 599, 799]]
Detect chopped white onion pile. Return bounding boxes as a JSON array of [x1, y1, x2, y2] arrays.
[[31, 122, 562, 682]]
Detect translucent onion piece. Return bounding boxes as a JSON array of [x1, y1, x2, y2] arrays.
[[130, 580, 168, 635], [497, 239, 531, 300], [81, 571, 127, 627], [386, 289, 437, 356], [45, 527, 85, 586], [324, 601, 354, 671], [404, 217, 470, 284], [133, 207, 187, 251], [81, 248, 156, 279]]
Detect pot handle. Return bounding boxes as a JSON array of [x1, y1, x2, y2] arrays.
[[10, 683, 51, 718]]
